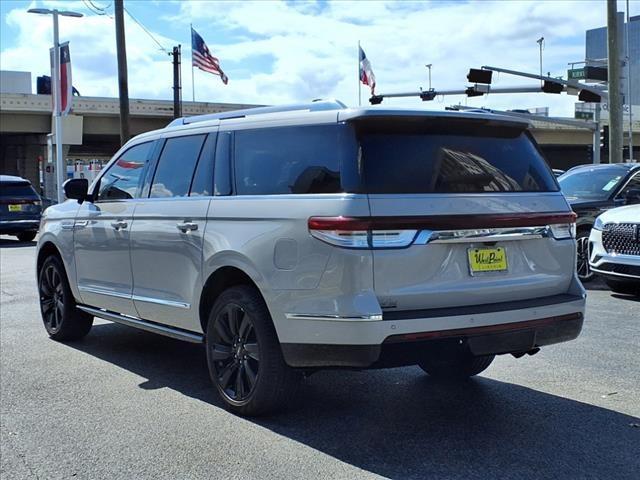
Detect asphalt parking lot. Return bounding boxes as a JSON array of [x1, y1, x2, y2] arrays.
[[1, 236, 639, 480]]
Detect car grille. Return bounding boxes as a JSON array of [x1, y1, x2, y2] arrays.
[[602, 223, 640, 256]]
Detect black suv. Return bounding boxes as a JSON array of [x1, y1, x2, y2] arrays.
[[0, 175, 42, 242], [558, 163, 640, 281]]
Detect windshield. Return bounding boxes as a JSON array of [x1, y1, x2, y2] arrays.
[[558, 167, 625, 201]]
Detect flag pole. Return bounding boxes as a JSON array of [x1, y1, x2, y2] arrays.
[[358, 40, 361, 107], [190, 24, 195, 102]]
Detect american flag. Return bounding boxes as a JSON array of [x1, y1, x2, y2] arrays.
[[359, 46, 375, 95], [191, 27, 228, 84]]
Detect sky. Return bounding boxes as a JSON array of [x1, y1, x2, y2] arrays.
[[1, 0, 638, 117]]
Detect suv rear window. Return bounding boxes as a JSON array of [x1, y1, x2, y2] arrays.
[[234, 125, 349, 195], [358, 121, 557, 194], [1, 183, 38, 197]]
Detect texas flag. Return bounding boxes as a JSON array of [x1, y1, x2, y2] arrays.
[[359, 45, 376, 95], [49, 42, 73, 116]]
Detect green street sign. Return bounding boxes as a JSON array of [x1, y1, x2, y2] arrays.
[[568, 68, 585, 80], [575, 111, 594, 120]]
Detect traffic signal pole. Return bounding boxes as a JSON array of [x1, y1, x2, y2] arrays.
[[606, 0, 623, 163], [172, 45, 182, 119], [115, 0, 130, 146]]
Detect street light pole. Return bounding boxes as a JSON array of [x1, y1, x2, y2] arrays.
[[51, 10, 64, 203], [536, 37, 544, 87], [28, 8, 82, 203]]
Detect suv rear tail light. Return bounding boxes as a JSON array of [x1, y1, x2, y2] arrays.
[[309, 213, 577, 248], [308, 217, 416, 249], [549, 223, 576, 240]]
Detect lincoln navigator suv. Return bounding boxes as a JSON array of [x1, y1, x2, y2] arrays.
[[36, 101, 586, 415]]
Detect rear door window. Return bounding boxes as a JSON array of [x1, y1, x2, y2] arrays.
[[359, 121, 558, 194], [150, 135, 206, 198], [234, 125, 347, 195], [189, 133, 217, 197]]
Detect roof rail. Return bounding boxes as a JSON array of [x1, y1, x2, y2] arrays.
[[168, 99, 347, 127]]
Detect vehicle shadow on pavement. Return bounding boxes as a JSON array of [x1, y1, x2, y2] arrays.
[[0, 238, 37, 248], [70, 323, 639, 480]]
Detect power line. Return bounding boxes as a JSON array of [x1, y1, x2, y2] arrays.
[[123, 6, 169, 53], [88, 0, 107, 11], [82, 0, 107, 16]]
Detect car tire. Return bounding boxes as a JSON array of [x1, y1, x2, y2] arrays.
[[38, 255, 93, 341], [418, 353, 495, 380], [605, 279, 640, 296], [576, 230, 594, 282], [16, 232, 36, 242], [205, 285, 301, 416]]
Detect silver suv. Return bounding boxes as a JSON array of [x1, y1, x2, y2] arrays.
[[36, 101, 586, 415]]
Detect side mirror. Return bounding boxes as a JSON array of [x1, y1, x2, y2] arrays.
[[63, 178, 89, 203], [624, 188, 640, 204]]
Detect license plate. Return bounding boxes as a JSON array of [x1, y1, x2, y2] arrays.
[[468, 247, 508, 274], [8, 204, 22, 212]]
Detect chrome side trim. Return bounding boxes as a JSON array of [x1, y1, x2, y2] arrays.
[[414, 226, 550, 245], [78, 286, 190, 309], [132, 294, 190, 309], [285, 313, 383, 322], [78, 285, 132, 300], [77, 305, 203, 343]]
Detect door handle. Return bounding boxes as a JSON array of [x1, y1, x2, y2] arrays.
[[176, 222, 198, 233], [111, 220, 128, 231]]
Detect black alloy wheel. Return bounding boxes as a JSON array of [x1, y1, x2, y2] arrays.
[[38, 255, 93, 340], [210, 303, 260, 404], [39, 262, 65, 334], [576, 232, 594, 282]]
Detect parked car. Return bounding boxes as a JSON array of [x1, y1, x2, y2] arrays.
[[0, 175, 42, 242], [558, 163, 640, 281], [36, 101, 586, 415], [588, 205, 640, 295]]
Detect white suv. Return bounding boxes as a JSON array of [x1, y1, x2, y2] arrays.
[[36, 101, 586, 415], [589, 204, 640, 295]]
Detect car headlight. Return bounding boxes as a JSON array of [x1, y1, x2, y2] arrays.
[[593, 216, 605, 231]]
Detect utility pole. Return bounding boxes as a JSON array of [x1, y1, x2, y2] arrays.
[[172, 45, 182, 119], [625, 0, 633, 161], [606, 0, 623, 163], [115, 0, 130, 145]]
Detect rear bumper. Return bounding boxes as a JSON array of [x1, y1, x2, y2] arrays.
[[280, 294, 585, 368], [0, 219, 39, 234]]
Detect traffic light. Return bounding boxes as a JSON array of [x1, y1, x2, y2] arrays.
[[369, 95, 383, 105], [467, 69, 493, 84], [600, 125, 609, 151], [542, 80, 564, 94], [579, 90, 601, 103], [420, 89, 436, 101], [465, 86, 484, 97]]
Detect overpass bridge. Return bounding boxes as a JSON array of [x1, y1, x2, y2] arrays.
[[0, 92, 256, 195], [1, 91, 598, 197]]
